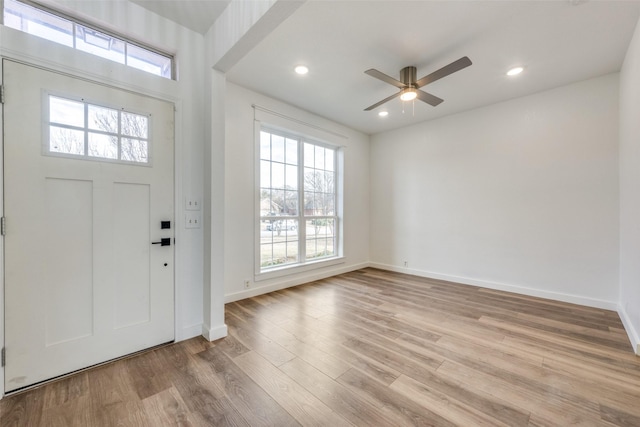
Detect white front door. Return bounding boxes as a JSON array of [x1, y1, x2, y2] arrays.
[[3, 59, 175, 392]]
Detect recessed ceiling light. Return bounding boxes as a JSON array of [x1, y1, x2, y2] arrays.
[[378, 111, 389, 117], [294, 65, 309, 75], [507, 66, 524, 76]]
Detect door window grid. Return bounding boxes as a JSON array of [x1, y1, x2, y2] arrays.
[[259, 129, 338, 271], [3, 0, 173, 79], [47, 95, 150, 165]]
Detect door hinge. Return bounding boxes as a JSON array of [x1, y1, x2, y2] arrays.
[[1, 217, 5, 236], [1, 348, 5, 367], [0, 85, 4, 104]]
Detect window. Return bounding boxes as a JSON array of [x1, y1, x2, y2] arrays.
[[3, 0, 173, 79], [47, 94, 150, 164], [259, 128, 339, 271]]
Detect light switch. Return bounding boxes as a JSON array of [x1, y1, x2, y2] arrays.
[[185, 212, 201, 229], [185, 198, 201, 211]]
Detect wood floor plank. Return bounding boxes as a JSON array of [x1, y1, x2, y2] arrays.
[[279, 357, 399, 426], [141, 386, 194, 427], [233, 351, 350, 426], [600, 404, 640, 426], [502, 333, 640, 376], [436, 360, 602, 426], [337, 367, 458, 427], [42, 372, 89, 410], [480, 315, 638, 362], [40, 394, 92, 427], [390, 373, 518, 427], [0, 386, 46, 427], [1, 268, 638, 427], [87, 362, 148, 427], [124, 350, 173, 400], [341, 337, 530, 426], [87, 363, 139, 426], [541, 355, 640, 398], [157, 344, 249, 426], [225, 310, 297, 367], [267, 314, 403, 386], [236, 317, 352, 380], [397, 333, 605, 419], [198, 346, 300, 427]]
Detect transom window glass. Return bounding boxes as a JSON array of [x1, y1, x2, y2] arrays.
[[259, 128, 338, 271], [3, 0, 173, 79], [47, 95, 150, 164]]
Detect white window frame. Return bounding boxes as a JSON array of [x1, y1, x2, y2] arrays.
[[2, 0, 175, 79], [255, 124, 343, 279]]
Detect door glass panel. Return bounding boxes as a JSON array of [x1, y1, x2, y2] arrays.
[[121, 138, 148, 163], [88, 133, 118, 159], [121, 112, 148, 138], [50, 96, 84, 127], [49, 126, 84, 155], [88, 105, 118, 133]]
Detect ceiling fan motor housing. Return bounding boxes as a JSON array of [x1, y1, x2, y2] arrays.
[[400, 66, 417, 86]]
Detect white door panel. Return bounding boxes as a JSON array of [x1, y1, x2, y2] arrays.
[[3, 60, 175, 392]]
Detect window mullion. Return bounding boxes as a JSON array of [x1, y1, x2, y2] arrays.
[[332, 150, 338, 256], [84, 102, 88, 157], [298, 138, 306, 263]]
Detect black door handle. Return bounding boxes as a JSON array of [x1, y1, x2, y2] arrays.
[[152, 238, 171, 246]]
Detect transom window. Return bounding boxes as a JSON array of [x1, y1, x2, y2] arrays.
[[47, 94, 150, 164], [3, 0, 173, 79], [259, 128, 338, 271]]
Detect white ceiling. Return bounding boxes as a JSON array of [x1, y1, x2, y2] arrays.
[[129, 0, 230, 35], [134, 0, 640, 135]]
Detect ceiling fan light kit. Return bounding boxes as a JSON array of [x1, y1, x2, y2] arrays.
[[364, 56, 472, 111], [400, 88, 417, 101]]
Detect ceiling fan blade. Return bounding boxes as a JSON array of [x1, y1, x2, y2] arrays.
[[365, 69, 405, 89], [415, 56, 472, 88], [364, 91, 402, 111], [416, 89, 444, 107]]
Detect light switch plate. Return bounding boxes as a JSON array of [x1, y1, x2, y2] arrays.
[[185, 212, 201, 229], [185, 198, 201, 211]]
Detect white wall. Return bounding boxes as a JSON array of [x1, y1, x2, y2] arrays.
[[619, 17, 640, 355], [0, 0, 206, 341], [223, 83, 370, 301], [370, 74, 620, 309]]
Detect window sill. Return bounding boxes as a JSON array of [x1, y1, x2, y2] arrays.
[[255, 256, 345, 282]]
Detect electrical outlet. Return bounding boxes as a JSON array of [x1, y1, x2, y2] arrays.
[[244, 280, 251, 289], [185, 198, 201, 211], [185, 212, 201, 229]]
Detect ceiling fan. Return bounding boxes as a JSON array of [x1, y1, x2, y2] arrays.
[[364, 56, 472, 111]]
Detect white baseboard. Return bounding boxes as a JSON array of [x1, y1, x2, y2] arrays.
[[368, 262, 619, 311], [224, 261, 370, 303], [618, 304, 640, 356], [201, 323, 228, 342]]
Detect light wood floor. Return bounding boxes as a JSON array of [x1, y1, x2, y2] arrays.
[[1, 268, 639, 426]]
